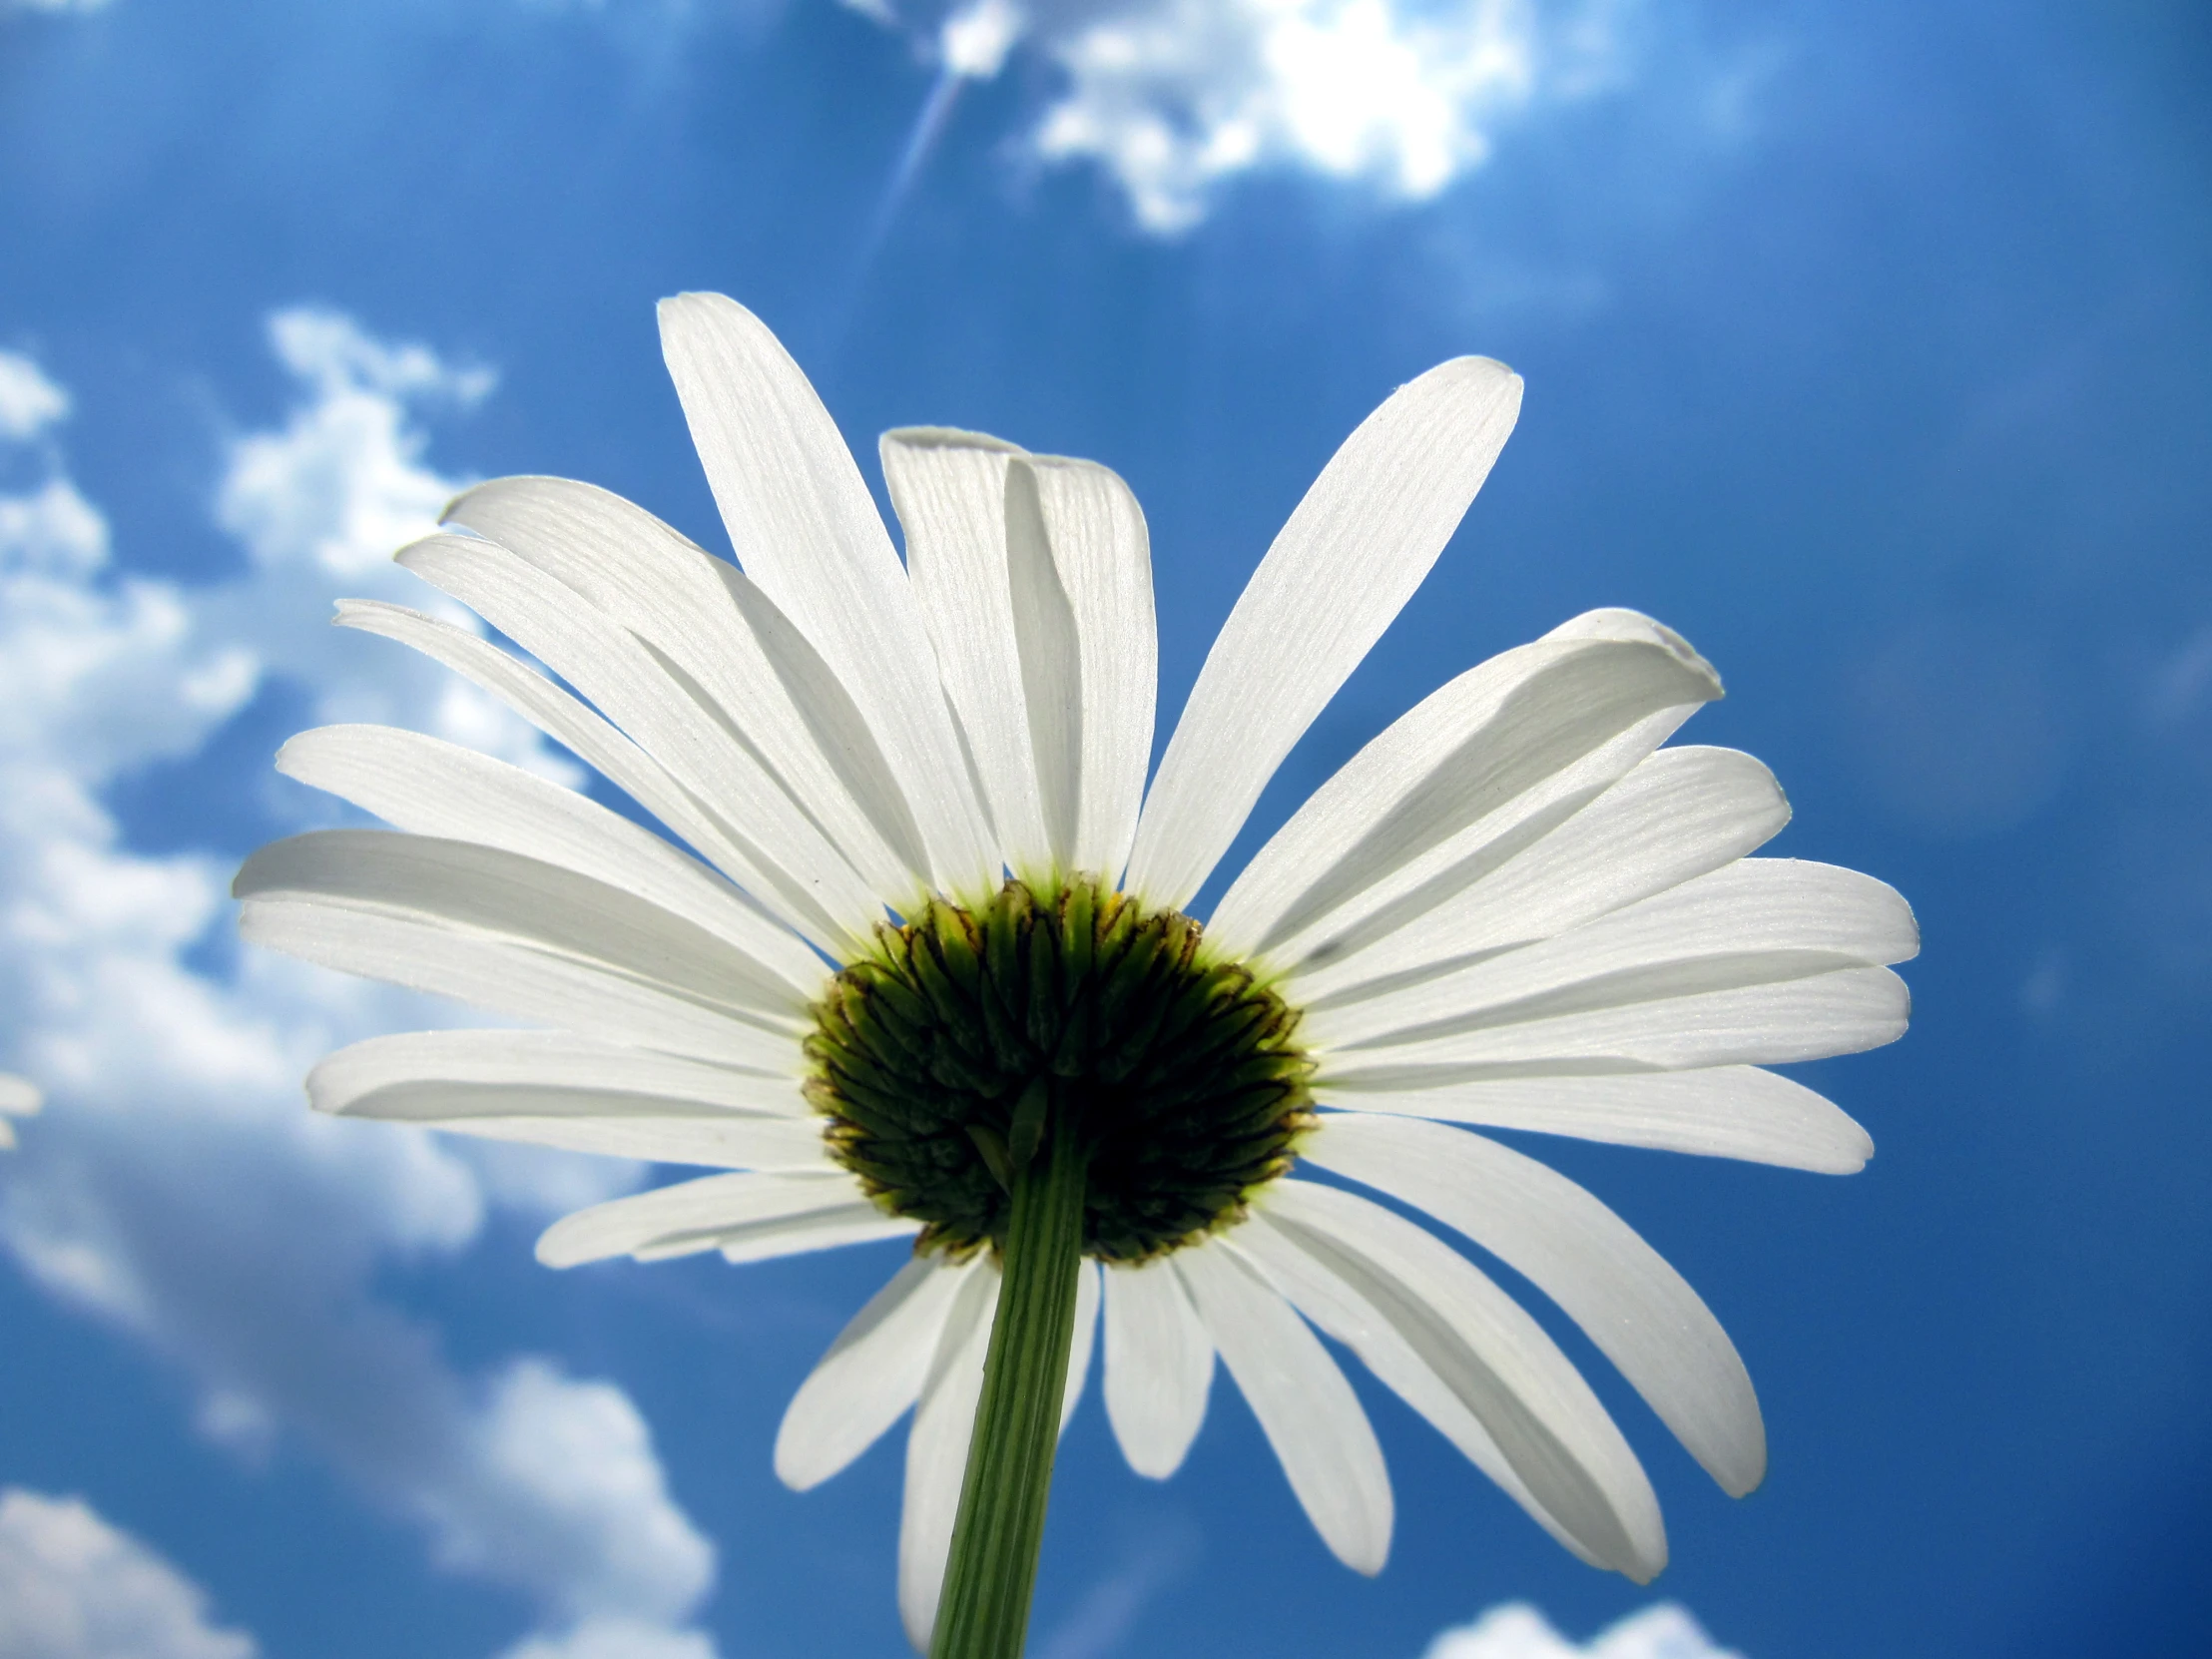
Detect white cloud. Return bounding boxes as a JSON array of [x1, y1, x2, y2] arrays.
[[0, 350, 70, 441], [0, 479, 108, 578], [0, 325, 706, 1657], [0, 1488, 256, 1659], [219, 309, 493, 582], [1422, 1602, 1743, 1659], [431, 1360, 714, 1624], [0, 1075, 38, 1151], [862, 0, 1635, 232]]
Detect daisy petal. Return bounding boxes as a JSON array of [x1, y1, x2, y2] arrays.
[[658, 292, 998, 897], [444, 475, 930, 904], [777, 1254, 979, 1491], [1252, 1180, 1666, 1580], [280, 724, 827, 996], [1312, 860, 1919, 1052], [900, 1262, 1001, 1650], [398, 533, 885, 939], [1307, 1114, 1766, 1496], [535, 1168, 895, 1266], [883, 429, 1051, 874], [1126, 356, 1523, 910], [884, 437, 1160, 886], [320, 1084, 829, 1169], [1320, 964, 1911, 1079], [1175, 1239, 1393, 1574], [1290, 745, 1790, 1006], [1102, 1257, 1215, 1478], [311, 1025, 823, 1165], [1020, 456, 1157, 882], [1210, 614, 1722, 963], [1319, 1066, 1874, 1173], [717, 1211, 921, 1264], [235, 830, 809, 1026], [1061, 1259, 1102, 1434], [334, 599, 853, 954], [242, 900, 786, 1067], [333, 601, 853, 955], [311, 1030, 805, 1116], [1232, 1211, 1601, 1568]]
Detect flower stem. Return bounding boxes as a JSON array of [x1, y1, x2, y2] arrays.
[[930, 1091, 1089, 1659]]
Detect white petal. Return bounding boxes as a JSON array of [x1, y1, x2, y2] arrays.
[[777, 1254, 978, 1490], [236, 830, 808, 1025], [1020, 456, 1157, 881], [1174, 1240, 1392, 1574], [445, 475, 931, 905], [1251, 1181, 1665, 1580], [1306, 1114, 1766, 1495], [1101, 1256, 1215, 1478], [280, 724, 828, 997], [1290, 746, 1790, 1006], [1125, 356, 1523, 910], [398, 533, 886, 940], [882, 438, 1159, 886], [312, 1026, 825, 1166], [1319, 965, 1911, 1080], [311, 1030, 806, 1115], [536, 1168, 897, 1266], [1312, 860, 1919, 1052], [899, 1260, 1000, 1651], [718, 1211, 920, 1264], [334, 599, 852, 955], [243, 898, 787, 1066], [1319, 1066, 1874, 1173], [321, 1081, 829, 1169], [658, 292, 998, 897], [1231, 1211, 1601, 1568], [1002, 460, 1090, 877], [1211, 614, 1722, 963], [883, 429, 1052, 874]]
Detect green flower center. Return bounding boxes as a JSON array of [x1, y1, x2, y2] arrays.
[[805, 877, 1317, 1263]]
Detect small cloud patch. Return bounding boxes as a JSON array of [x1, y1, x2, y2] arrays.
[[1422, 1601, 1743, 1659]]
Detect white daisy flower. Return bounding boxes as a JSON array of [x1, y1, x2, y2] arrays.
[[0, 1075, 38, 1150], [237, 293, 1915, 1654]]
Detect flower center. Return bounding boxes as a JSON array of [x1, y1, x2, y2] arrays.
[[805, 877, 1316, 1263]]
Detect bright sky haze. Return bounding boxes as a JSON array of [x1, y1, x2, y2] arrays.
[[1, 2, 2207, 1658]]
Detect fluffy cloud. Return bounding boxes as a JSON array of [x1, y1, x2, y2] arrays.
[[0, 1488, 256, 1659], [1422, 1602, 1743, 1659], [0, 1075, 39, 1151], [0, 321, 708, 1656], [855, 0, 1633, 232], [0, 350, 70, 441]]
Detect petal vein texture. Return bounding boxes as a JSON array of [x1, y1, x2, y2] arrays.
[[1127, 356, 1523, 909]]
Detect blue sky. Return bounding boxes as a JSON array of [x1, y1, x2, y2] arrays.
[[1, 1, 2207, 1657]]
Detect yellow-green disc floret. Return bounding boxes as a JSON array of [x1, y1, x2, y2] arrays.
[[806, 877, 1316, 1263]]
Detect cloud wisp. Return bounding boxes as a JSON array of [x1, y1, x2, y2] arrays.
[[0, 1487, 257, 1659], [1422, 1601, 1744, 1659], [0, 319, 715, 1657], [850, 0, 1636, 232]]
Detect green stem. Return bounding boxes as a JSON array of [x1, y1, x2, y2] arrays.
[[930, 1093, 1089, 1659]]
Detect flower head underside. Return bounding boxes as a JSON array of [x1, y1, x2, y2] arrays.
[[236, 292, 1917, 1648], [810, 876, 1315, 1262]]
